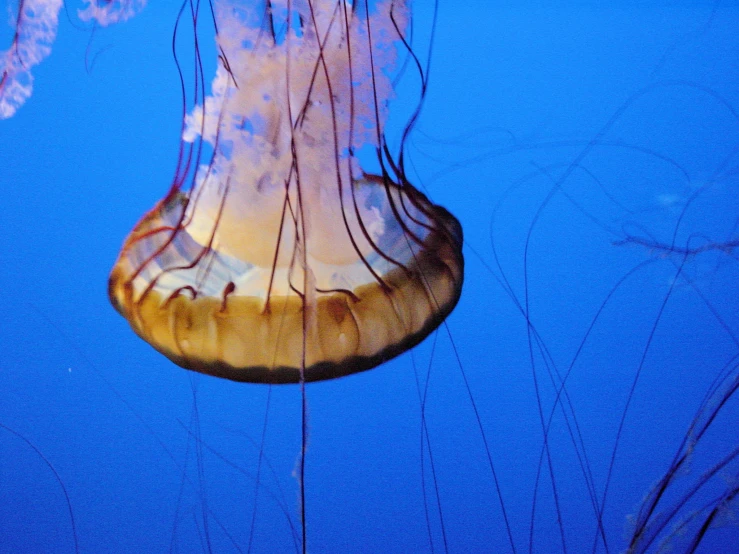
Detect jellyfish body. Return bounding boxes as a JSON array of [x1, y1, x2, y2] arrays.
[[108, 0, 463, 383]]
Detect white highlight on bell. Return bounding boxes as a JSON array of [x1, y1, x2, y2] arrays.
[[177, 0, 417, 297]]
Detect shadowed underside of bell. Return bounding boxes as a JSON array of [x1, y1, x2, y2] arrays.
[[109, 178, 463, 383]]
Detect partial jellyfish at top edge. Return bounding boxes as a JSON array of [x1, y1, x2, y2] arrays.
[[1, 2, 738, 553], [0, 0, 145, 119]]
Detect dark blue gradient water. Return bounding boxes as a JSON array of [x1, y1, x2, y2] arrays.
[[1, 3, 737, 552]]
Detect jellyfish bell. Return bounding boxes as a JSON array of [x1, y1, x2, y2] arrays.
[[107, 176, 463, 384], [107, 0, 463, 384]]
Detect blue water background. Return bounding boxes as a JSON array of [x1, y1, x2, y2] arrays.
[[1, 2, 738, 552]]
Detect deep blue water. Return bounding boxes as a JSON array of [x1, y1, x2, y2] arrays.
[[1, 2, 738, 553]]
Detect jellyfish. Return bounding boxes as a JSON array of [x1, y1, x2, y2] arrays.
[[107, 0, 464, 384], [1, 2, 739, 553], [0, 0, 145, 119]]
